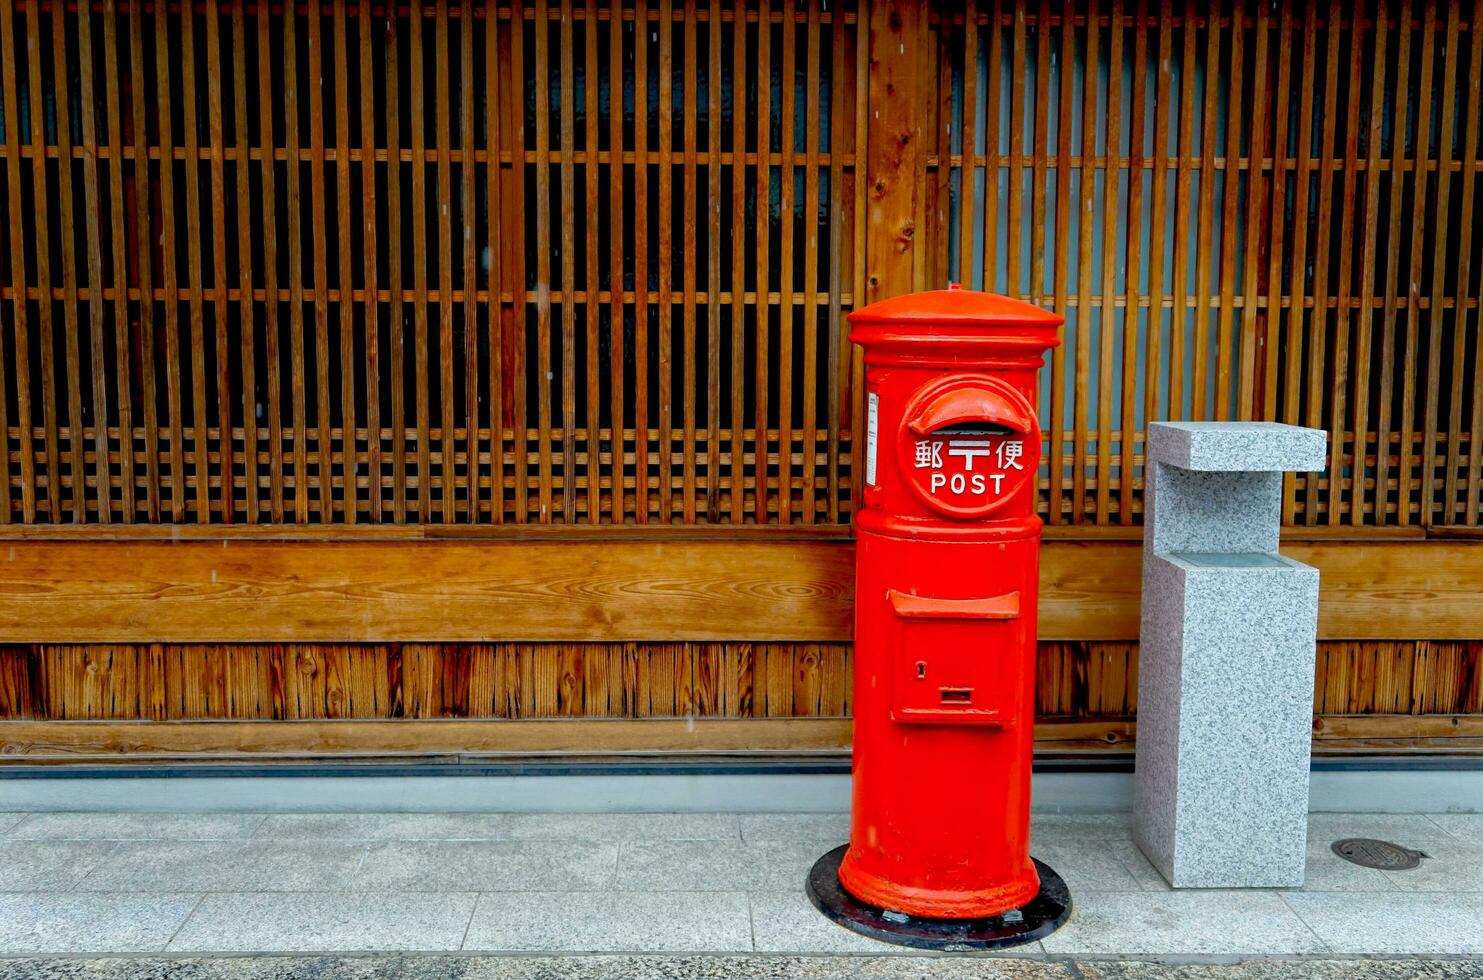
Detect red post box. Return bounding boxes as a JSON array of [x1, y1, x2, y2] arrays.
[[807, 287, 1071, 950]]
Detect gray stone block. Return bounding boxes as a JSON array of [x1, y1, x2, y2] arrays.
[[1134, 422, 1326, 889], [1146, 421, 1327, 473]]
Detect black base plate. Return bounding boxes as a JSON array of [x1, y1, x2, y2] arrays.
[[805, 844, 1072, 951]]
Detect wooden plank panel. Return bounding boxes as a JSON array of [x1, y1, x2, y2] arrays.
[[0, 537, 1478, 643]]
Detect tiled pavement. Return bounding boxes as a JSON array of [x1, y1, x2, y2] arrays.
[[0, 810, 1482, 959]]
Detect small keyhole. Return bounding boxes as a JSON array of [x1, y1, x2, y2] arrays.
[[916, 661, 926, 679]]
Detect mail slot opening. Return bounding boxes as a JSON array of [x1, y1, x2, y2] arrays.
[[929, 421, 1017, 437], [939, 687, 973, 704]]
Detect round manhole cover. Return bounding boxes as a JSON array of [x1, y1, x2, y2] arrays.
[[1331, 838, 1427, 870]]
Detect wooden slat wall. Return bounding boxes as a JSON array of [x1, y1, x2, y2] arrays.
[[2, 0, 1480, 531], [0, 0, 867, 526], [924, 1, 1483, 528], [3, 639, 1478, 725]]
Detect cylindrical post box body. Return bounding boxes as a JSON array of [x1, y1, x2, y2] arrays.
[[839, 288, 1061, 919]]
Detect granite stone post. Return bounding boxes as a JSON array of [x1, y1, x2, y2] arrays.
[[1133, 421, 1328, 889]]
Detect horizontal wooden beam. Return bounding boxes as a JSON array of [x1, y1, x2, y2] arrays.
[[0, 538, 1477, 643], [0, 718, 855, 760], [0, 718, 1135, 761], [5, 715, 1477, 762]]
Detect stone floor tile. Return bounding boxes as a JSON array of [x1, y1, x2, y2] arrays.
[[1104, 840, 1171, 892], [748, 890, 920, 954], [9, 813, 265, 841], [1041, 891, 1327, 956], [355, 840, 617, 891], [1296, 841, 1400, 892], [0, 814, 26, 835], [499, 813, 740, 841], [463, 891, 751, 952], [75, 839, 368, 892], [168, 892, 477, 952], [1030, 813, 1134, 842], [1306, 813, 1455, 845], [365, 814, 511, 840], [1029, 838, 1143, 892], [616, 839, 826, 892], [253, 815, 398, 839], [0, 956, 1079, 979], [1282, 891, 1483, 954], [738, 813, 850, 842], [0, 893, 201, 954], [1426, 813, 1483, 845], [0, 840, 118, 891], [1377, 836, 1483, 892]]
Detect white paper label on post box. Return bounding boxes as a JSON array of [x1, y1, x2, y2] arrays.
[[866, 392, 879, 487]]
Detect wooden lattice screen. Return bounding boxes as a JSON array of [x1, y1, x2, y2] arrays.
[[1, 0, 1481, 530], [927, 0, 1483, 528], [0, 0, 866, 526]]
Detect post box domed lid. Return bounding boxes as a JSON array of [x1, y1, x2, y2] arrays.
[[847, 286, 1063, 328]]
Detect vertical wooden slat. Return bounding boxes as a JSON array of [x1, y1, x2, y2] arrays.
[[205, 0, 233, 524], [1190, 5, 1219, 422], [305, 0, 334, 523], [75, 0, 111, 524], [657, 0, 674, 522], [1326, 1, 1366, 524], [361, 0, 382, 522], [1143, 0, 1172, 450], [1301, 0, 1340, 525], [230, 0, 257, 522], [23, 0, 58, 520], [1166, 0, 1196, 426], [411, 0, 434, 522], [1072, 0, 1098, 523], [583, 0, 601, 524], [800, 0, 820, 524], [1005, 2, 1025, 298], [462, 0, 482, 524], [386, 8, 408, 522], [1457, 0, 1483, 525], [1118, 0, 1145, 525], [1350, 0, 1388, 526], [980, 0, 1001, 289], [731, 0, 748, 523], [704, 0, 721, 522], [486, 0, 505, 525], [257, 0, 285, 523], [1261, 0, 1294, 427], [1281, 0, 1318, 525], [1094, 0, 1120, 525], [825, 0, 845, 524], [177, 0, 212, 524], [754, 0, 772, 523], [777, 0, 798, 525], [557, 0, 577, 523], [436, 0, 458, 524], [1, 0, 35, 523], [47, 0, 85, 522], [632, 0, 650, 523], [607, 0, 625, 524], [1046, 0, 1074, 524], [152, 0, 185, 522], [680, 0, 698, 523], [102, 0, 134, 523], [335, 0, 359, 524], [1421, 1, 1460, 526], [958, 0, 979, 286], [1213, 0, 1242, 422], [1398, 0, 1437, 527]]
